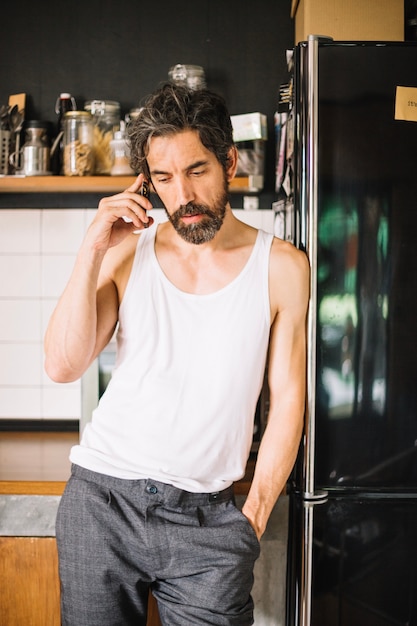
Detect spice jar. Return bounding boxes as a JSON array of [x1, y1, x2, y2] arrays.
[[63, 111, 94, 176], [84, 100, 120, 174]]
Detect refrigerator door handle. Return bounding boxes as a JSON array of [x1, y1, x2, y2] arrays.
[[299, 37, 329, 626], [303, 35, 328, 503]]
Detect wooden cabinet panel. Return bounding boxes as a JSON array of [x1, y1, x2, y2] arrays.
[[0, 537, 161, 626], [0, 537, 60, 626]]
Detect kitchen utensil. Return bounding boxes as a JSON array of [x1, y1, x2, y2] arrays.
[[8, 105, 24, 172], [9, 121, 51, 176], [0, 104, 10, 130], [0, 129, 11, 173]]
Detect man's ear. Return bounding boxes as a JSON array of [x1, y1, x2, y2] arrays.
[[226, 146, 239, 182]]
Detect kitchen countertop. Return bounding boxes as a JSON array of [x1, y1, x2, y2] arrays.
[[0, 494, 60, 536]]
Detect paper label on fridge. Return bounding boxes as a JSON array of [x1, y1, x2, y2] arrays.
[[395, 86, 417, 122]]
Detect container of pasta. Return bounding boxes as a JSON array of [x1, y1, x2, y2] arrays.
[[63, 111, 95, 176], [84, 100, 120, 175]]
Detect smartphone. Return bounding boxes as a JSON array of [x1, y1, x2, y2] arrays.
[[138, 180, 150, 228], [140, 180, 150, 198], [122, 179, 150, 227]]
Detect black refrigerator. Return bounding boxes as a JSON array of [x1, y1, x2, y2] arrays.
[[283, 37, 417, 626]]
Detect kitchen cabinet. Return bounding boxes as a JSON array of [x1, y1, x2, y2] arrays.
[[0, 537, 60, 626], [0, 537, 162, 626]]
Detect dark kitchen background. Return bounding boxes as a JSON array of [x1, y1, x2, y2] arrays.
[[0, 0, 294, 209]]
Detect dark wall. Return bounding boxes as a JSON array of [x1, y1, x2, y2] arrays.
[[0, 0, 294, 207]]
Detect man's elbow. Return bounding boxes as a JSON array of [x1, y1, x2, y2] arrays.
[[44, 356, 83, 384]]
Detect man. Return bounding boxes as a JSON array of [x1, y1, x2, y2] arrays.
[[44, 83, 309, 626]]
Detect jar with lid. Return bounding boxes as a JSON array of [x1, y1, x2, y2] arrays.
[[168, 64, 206, 90], [84, 100, 120, 174], [63, 111, 94, 176]]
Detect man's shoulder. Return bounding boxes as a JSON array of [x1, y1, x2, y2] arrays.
[[270, 236, 308, 265], [269, 237, 310, 295]]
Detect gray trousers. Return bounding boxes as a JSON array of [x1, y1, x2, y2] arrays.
[[56, 464, 260, 625]]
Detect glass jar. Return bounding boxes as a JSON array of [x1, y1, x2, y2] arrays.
[[63, 111, 94, 176], [110, 122, 134, 176], [168, 64, 206, 90], [84, 100, 120, 174]]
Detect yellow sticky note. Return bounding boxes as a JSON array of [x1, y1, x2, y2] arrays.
[[395, 86, 417, 122]]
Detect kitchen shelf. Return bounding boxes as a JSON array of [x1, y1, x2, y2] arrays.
[[0, 175, 135, 194], [229, 175, 264, 193], [0, 175, 263, 194]]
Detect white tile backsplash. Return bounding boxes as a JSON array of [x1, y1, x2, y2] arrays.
[[0, 209, 88, 422], [0, 255, 41, 297], [41, 255, 76, 298], [42, 385, 82, 419], [0, 387, 42, 418], [41, 209, 86, 254], [0, 210, 41, 253], [0, 300, 41, 341], [0, 344, 42, 386]]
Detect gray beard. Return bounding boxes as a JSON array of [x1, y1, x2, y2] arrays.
[[166, 192, 228, 245]]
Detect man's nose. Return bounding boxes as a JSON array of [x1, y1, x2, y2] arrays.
[[175, 177, 195, 206]]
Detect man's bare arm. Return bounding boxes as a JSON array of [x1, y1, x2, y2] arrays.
[[44, 174, 153, 382], [242, 240, 309, 539]]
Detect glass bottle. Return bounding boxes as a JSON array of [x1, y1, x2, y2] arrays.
[[51, 93, 76, 175], [110, 121, 134, 176]]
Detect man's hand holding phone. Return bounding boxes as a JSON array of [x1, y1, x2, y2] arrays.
[[88, 174, 154, 252]]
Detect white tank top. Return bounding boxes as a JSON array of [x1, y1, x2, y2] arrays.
[[71, 224, 273, 492]]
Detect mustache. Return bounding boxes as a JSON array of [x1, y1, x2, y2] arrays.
[[174, 203, 214, 218]]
